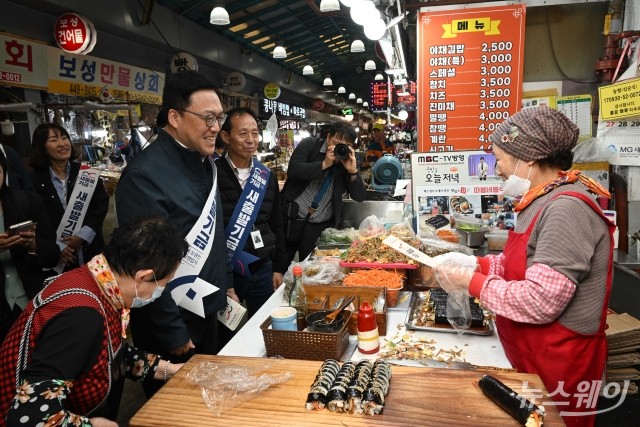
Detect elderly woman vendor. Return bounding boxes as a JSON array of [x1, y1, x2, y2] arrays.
[[433, 106, 614, 427], [0, 215, 189, 427]]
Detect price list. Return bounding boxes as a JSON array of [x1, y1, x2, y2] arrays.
[[417, 5, 526, 152], [370, 81, 389, 112]]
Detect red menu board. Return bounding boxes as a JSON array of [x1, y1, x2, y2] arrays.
[[370, 81, 389, 111], [417, 5, 526, 152]]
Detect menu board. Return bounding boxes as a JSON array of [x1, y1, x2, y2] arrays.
[[410, 151, 516, 233], [370, 81, 389, 111], [417, 4, 526, 152]]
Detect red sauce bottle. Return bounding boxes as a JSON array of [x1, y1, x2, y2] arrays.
[[357, 301, 380, 354]]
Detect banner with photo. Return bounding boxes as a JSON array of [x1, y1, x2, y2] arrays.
[[410, 151, 515, 234]]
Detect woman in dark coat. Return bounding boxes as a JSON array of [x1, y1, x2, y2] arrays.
[[28, 123, 109, 271], [0, 150, 59, 341]]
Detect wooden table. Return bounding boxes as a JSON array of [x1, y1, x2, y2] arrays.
[[130, 355, 564, 426]]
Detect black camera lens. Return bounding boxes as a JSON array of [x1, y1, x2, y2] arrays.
[[334, 143, 350, 161]]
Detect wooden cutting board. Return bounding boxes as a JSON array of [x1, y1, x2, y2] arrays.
[[130, 354, 564, 426]]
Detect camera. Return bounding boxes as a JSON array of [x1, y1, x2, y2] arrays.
[[333, 143, 350, 161]]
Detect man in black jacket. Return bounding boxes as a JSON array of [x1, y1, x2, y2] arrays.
[[217, 107, 287, 318], [281, 121, 366, 263]]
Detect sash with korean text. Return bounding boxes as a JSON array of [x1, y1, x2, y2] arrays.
[[225, 161, 271, 278], [53, 167, 100, 273], [167, 161, 220, 317]]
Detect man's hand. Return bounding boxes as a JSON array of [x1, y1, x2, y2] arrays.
[[0, 233, 23, 253], [272, 272, 283, 290], [323, 145, 336, 170], [340, 146, 358, 174], [170, 339, 195, 357], [227, 288, 240, 303]]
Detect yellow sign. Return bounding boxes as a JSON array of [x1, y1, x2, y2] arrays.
[[442, 17, 500, 38], [264, 82, 281, 100], [599, 77, 640, 120]]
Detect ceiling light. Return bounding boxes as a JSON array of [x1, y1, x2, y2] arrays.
[[364, 18, 386, 40], [351, 0, 379, 26], [364, 60, 376, 71], [338, 85, 346, 94], [362, 101, 369, 107], [273, 44, 287, 59], [398, 110, 409, 121], [394, 77, 408, 85], [385, 67, 405, 75], [302, 65, 314, 75], [374, 73, 384, 81], [340, 0, 355, 6], [356, 97, 363, 104], [320, 0, 340, 12], [350, 39, 365, 53], [323, 76, 333, 86], [210, 4, 230, 25], [348, 93, 356, 100]]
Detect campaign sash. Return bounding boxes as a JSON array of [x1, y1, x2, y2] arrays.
[[53, 166, 100, 273], [167, 160, 220, 318], [224, 160, 271, 278]]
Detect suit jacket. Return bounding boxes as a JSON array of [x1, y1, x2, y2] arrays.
[[29, 162, 109, 265], [282, 137, 366, 228]]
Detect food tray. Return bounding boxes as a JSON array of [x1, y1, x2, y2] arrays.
[[260, 311, 351, 361], [404, 291, 494, 336], [339, 261, 418, 269]]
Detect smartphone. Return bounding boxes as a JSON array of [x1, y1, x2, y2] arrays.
[[7, 220, 36, 236]]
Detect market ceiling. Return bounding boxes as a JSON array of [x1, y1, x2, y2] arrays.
[[153, 0, 498, 105]]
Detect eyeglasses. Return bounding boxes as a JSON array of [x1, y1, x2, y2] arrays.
[[174, 108, 227, 128]]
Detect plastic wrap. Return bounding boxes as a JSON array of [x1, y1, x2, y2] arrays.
[[188, 362, 293, 417], [433, 254, 479, 334], [446, 290, 472, 332], [317, 227, 358, 247], [572, 136, 616, 163], [419, 237, 474, 257], [358, 215, 387, 238]]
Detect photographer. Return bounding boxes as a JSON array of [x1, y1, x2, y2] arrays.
[[282, 121, 366, 264]]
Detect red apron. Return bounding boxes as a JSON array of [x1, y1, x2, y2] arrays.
[[495, 192, 614, 427]]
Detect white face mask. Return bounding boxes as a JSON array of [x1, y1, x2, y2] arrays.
[[501, 160, 532, 197], [130, 275, 164, 308]]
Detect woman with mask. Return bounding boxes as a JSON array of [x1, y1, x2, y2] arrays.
[[0, 215, 188, 427], [431, 106, 613, 427]]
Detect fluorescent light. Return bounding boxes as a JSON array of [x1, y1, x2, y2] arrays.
[[210, 6, 230, 25], [302, 65, 314, 75], [364, 18, 386, 40]]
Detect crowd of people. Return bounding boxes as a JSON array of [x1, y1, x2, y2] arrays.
[[0, 70, 614, 427]]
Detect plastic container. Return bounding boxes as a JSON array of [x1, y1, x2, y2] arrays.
[[486, 230, 509, 251], [457, 229, 487, 247], [453, 215, 483, 232]]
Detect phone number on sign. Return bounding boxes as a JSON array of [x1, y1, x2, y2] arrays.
[[0, 71, 22, 83]]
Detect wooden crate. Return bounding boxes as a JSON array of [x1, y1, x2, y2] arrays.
[[304, 285, 387, 336]]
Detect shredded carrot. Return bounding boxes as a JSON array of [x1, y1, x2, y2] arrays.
[[342, 269, 404, 289]]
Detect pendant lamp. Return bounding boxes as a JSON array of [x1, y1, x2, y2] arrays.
[[210, 2, 230, 25]]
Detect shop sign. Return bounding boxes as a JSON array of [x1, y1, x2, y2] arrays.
[[54, 13, 96, 55], [225, 71, 246, 92], [410, 151, 513, 233], [169, 52, 198, 73], [47, 47, 164, 105], [417, 4, 526, 152], [599, 77, 640, 121], [0, 32, 48, 90], [263, 82, 280, 100], [311, 98, 324, 111], [370, 82, 389, 112], [261, 98, 306, 119]]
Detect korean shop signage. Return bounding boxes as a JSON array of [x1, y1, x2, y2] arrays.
[[260, 98, 306, 119], [0, 32, 48, 89], [54, 13, 96, 55]]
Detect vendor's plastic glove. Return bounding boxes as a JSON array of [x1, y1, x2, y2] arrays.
[[434, 264, 476, 294], [429, 252, 477, 270]]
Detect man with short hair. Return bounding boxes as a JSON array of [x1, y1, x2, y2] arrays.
[[365, 123, 394, 167], [116, 70, 235, 397], [478, 156, 488, 181], [282, 121, 366, 263], [217, 107, 287, 318]]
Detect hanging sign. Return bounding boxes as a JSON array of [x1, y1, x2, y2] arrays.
[[170, 52, 198, 73], [54, 13, 96, 55], [47, 47, 164, 104], [0, 32, 48, 89], [598, 77, 640, 121], [370, 81, 389, 112], [261, 98, 306, 119], [225, 71, 246, 92], [264, 82, 281, 100], [417, 4, 526, 152]]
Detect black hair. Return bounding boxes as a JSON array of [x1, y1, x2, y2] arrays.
[[162, 70, 219, 112], [537, 150, 574, 171], [220, 107, 258, 133], [103, 215, 188, 280], [215, 134, 225, 150], [327, 121, 357, 144], [29, 123, 79, 170], [156, 109, 168, 128], [480, 157, 485, 160]]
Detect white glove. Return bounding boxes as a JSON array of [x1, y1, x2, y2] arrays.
[[430, 252, 477, 269], [434, 264, 475, 294]]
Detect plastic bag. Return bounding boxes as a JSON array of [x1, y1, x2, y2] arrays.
[[358, 215, 387, 238], [419, 237, 474, 257], [434, 254, 478, 334], [388, 218, 417, 240], [188, 362, 293, 417], [447, 290, 472, 333], [282, 259, 345, 301], [317, 227, 358, 246], [572, 136, 616, 163]]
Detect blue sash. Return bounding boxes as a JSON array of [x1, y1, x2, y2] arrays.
[[225, 160, 271, 278]]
